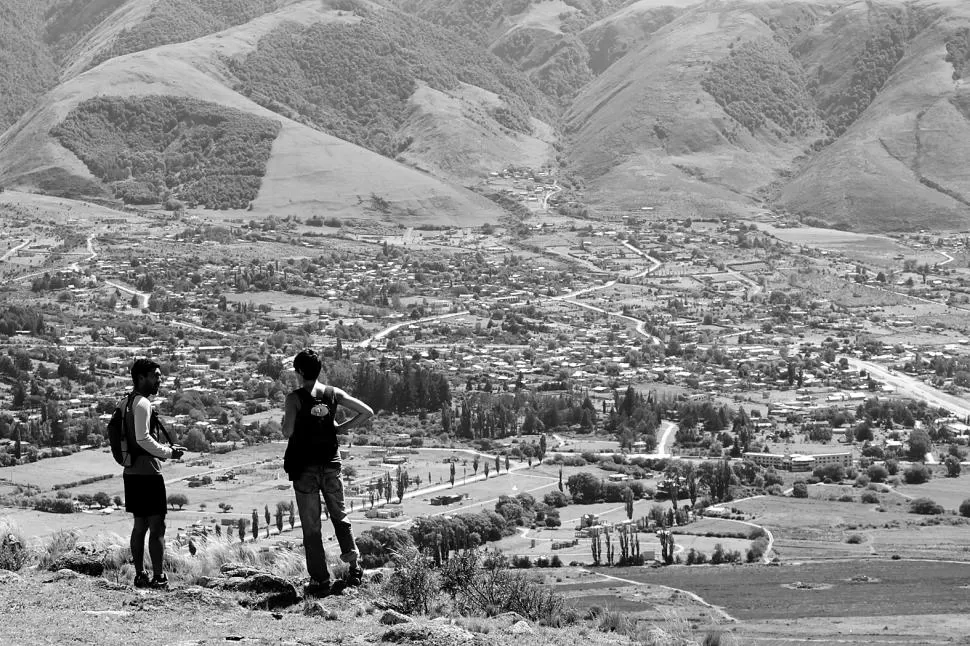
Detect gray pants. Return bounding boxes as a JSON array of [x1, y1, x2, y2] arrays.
[[293, 463, 358, 583]]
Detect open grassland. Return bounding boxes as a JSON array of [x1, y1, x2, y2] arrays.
[[895, 475, 970, 511]]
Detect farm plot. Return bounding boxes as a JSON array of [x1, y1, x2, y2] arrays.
[[731, 493, 970, 561], [601, 560, 970, 621]]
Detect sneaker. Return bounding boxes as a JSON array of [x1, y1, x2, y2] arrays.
[[304, 580, 331, 598], [149, 573, 169, 589], [328, 579, 347, 596], [133, 572, 151, 589]]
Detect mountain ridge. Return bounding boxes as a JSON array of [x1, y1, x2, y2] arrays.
[[2, 0, 970, 231]]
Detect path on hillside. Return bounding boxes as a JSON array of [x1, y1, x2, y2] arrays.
[[0, 238, 31, 262], [67, 235, 97, 271]]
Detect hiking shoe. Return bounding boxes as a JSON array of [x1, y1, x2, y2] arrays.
[[304, 580, 331, 598], [328, 579, 347, 596], [149, 573, 169, 589], [133, 572, 151, 589], [346, 565, 364, 587]]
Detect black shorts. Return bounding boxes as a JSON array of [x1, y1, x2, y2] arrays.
[[123, 474, 167, 517]]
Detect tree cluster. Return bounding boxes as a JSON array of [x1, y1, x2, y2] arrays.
[[51, 95, 281, 209]]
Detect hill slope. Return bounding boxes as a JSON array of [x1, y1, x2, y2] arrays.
[[562, 0, 970, 230], [0, 0, 555, 225]]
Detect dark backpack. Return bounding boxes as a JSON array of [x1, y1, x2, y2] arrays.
[[108, 393, 136, 467], [108, 393, 173, 467]]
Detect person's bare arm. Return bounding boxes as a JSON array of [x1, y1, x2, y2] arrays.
[[281, 392, 300, 439], [332, 388, 373, 433]]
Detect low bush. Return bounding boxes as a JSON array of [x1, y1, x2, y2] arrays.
[[0, 518, 29, 572], [960, 499, 970, 518], [910, 497, 944, 515], [867, 464, 889, 483], [685, 548, 708, 565], [747, 536, 770, 562], [51, 473, 114, 490], [709, 543, 742, 565], [861, 492, 880, 504], [903, 464, 932, 485], [437, 551, 568, 623], [845, 534, 864, 544], [747, 526, 768, 540], [791, 481, 808, 498], [33, 497, 76, 514]]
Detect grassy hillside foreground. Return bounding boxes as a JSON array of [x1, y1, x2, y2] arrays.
[[0, 519, 725, 646]]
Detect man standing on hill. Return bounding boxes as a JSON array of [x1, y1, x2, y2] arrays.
[[124, 358, 184, 589], [282, 349, 373, 597]]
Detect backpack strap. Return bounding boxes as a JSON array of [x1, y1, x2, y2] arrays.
[[323, 385, 340, 417], [153, 413, 174, 446]]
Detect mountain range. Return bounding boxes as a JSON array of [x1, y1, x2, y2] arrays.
[[0, 0, 969, 231]]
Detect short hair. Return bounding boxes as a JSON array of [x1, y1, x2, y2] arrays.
[[131, 358, 161, 385], [293, 349, 322, 381]]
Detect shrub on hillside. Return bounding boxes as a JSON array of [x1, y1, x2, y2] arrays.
[[903, 464, 932, 484], [845, 534, 864, 544], [867, 464, 889, 483], [861, 491, 880, 504], [0, 519, 29, 571], [960, 499, 970, 518], [435, 550, 569, 623], [685, 548, 708, 565], [747, 536, 770, 562], [764, 469, 784, 487], [33, 497, 76, 514], [710, 542, 742, 565], [543, 490, 569, 508], [791, 480, 808, 498], [910, 497, 944, 515], [813, 463, 845, 482]]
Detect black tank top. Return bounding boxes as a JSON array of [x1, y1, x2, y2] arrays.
[[288, 387, 339, 472]]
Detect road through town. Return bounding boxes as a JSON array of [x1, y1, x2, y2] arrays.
[[846, 357, 970, 419]]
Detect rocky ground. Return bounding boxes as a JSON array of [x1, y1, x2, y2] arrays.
[[0, 553, 646, 646]]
